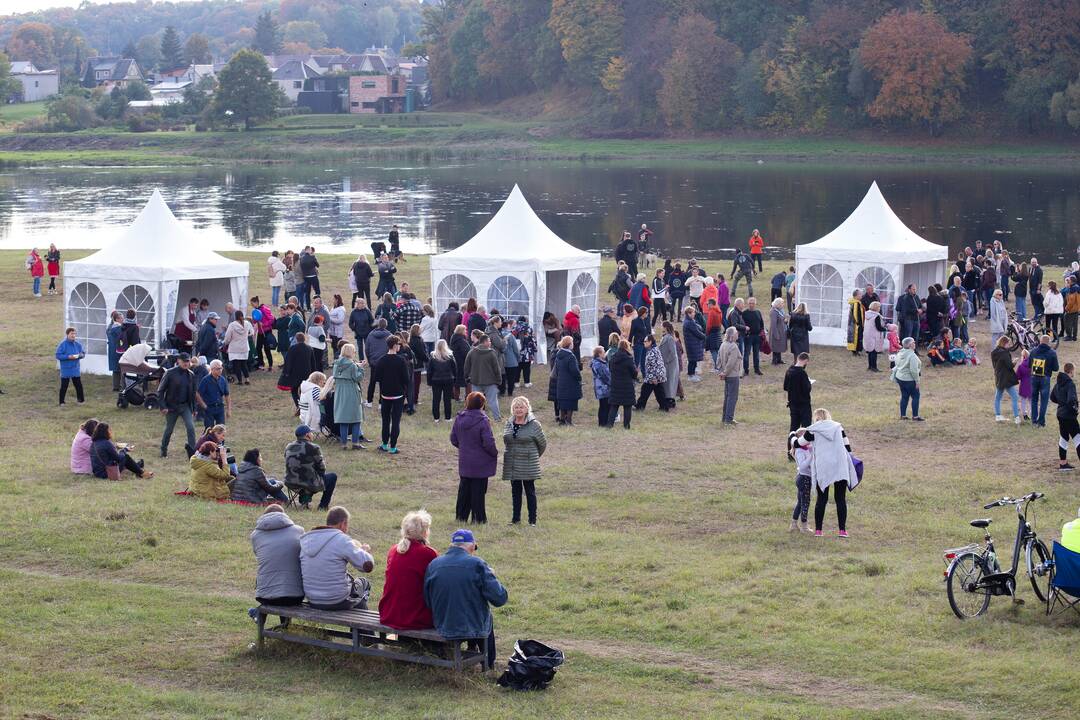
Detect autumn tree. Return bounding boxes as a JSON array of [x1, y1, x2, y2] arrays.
[[185, 33, 212, 65], [548, 0, 623, 86], [252, 11, 282, 55], [160, 26, 184, 71], [0, 52, 21, 101], [7, 22, 55, 68], [1051, 74, 1080, 130], [282, 21, 327, 50], [658, 13, 743, 131], [212, 49, 282, 129], [858, 10, 972, 134]]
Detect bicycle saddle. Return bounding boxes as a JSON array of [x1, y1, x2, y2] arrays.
[[970, 519, 992, 528]]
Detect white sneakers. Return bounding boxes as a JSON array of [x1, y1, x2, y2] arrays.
[[1015, 416, 1022, 425], [995, 415, 1006, 422]]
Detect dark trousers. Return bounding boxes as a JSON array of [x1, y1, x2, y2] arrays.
[[792, 474, 811, 523], [753, 253, 763, 272], [633, 343, 645, 370], [380, 397, 404, 447], [232, 358, 250, 382], [161, 406, 196, 455], [304, 276, 320, 308], [606, 403, 633, 429], [652, 299, 669, 324], [431, 384, 453, 420], [520, 361, 532, 385], [789, 405, 811, 432], [898, 379, 920, 417], [636, 382, 668, 410], [467, 628, 497, 670], [688, 359, 698, 376], [511, 480, 537, 524], [814, 481, 848, 532], [411, 371, 422, 408], [456, 476, 489, 524], [117, 449, 144, 477], [597, 397, 610, 426], [352, 285, 371, 308], [298, 471, 338, 509], [900, 317, 918, 345], [506, 366, 521, 396], [771, 287, 782, 301], [255, 334, 273, 368], [309, 576, 370, 611], [203, 403, 225, 428], [743, 334, 761, 373], [867, 350, 879, 370], [290, 385, 301, 407], [59, 376, 84, 404]]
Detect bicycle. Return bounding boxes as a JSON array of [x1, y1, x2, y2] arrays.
[[942, 492, 1053, 619], [1005, 313, 1059, 352]]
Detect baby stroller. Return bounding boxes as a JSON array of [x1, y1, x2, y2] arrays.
[[316, 390, 340, 442], [117, 351, 173, 410], [1046, 542, 1080, 617]]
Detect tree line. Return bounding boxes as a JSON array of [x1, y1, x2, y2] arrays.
[[419, 0, 1080, 136]]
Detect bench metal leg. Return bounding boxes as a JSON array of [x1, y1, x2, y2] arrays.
[[257, 611, 266, 650], [452, 642, 462, 672], [481, 636, 490, 671]]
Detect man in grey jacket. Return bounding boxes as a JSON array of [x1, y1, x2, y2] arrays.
[[463, 334, 504, 420], [299, 506, 375, 610], [250, 504, 304, 606]]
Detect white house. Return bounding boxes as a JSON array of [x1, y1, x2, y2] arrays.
[[9, 61, 59, 102], [272, 60, 321, 104]]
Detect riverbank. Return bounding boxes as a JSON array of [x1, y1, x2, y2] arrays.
[[1, 110, 1078, 168]]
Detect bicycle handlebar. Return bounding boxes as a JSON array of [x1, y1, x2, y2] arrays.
[[983, 492, 1043, 510]]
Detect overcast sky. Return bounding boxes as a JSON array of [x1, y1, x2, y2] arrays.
[[4, 0, 191, 14]]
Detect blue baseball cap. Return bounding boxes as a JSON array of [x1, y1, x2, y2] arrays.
[[451, 528, 475, 544], [295, 424, 312, 437]]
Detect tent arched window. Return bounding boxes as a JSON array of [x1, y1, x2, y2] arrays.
[[800, 264, 844, 328], [855, 266, 896, 321], [571, 272, 597, 330], [487, 275, 529, 318], [116, 284, 156, 348], [435, 274, 476, 311], [67, 282, 108, 355]]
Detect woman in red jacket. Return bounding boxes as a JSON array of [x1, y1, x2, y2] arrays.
[[380, 509, 438, 630]]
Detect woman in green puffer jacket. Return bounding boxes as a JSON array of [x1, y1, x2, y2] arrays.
[[502, 396, 547, 526]]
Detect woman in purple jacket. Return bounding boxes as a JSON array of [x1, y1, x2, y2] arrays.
[[450, 391, 498, 524]]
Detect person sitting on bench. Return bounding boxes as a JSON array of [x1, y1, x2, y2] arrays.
[[380, 509, 438, 630], [299, 506, 374, 610], [423, 528, 508, 669], [251, 504, 305, 607], [284, 425, 337, 510]]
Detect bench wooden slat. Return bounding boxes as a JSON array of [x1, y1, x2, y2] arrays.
[[259, 604, 447, 641]]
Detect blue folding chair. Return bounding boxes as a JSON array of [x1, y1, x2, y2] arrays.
[[1047, 542, 1080, 617]]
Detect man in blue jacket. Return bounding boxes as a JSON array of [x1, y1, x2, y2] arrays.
[[195, 312, 220, 361], [424, 528, 508, 670], [1030, 335, 1060, 428]]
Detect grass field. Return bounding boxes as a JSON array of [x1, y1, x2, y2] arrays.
[[1, 109, 1078, 168], [0, 248, 1078, 719], [0, 100, 47, 129]]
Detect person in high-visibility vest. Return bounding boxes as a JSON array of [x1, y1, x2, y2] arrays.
[[1062, 509, 1080, 553]]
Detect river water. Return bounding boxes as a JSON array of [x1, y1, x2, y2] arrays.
[[1, 160, 1077, 262]]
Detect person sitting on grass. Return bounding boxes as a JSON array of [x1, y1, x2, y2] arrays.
[[380, 509, 439, 631], [187, 440, 232, 500], [71, 418, 98, 475], [927, 339, 949, 367], [90, 422, 153, 480], [249, 504, 305, 621], [424, 528, 508, 670], [300, 506, 375, 610], [948, 338, 968, 365], [284, 424, 338, 511], [232, 449, 289, 504]]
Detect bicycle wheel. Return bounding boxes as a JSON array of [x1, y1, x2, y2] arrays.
[[947, 552, 991, 619], [1026, 538, 1053, 603], [1006, 327, 1021, 352]]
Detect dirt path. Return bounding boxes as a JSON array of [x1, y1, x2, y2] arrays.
[[553, 636, 990, 719]]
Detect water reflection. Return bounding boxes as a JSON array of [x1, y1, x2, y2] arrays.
[[0, 162, 1076, 262]]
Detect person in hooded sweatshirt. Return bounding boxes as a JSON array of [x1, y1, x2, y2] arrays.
[[250, 504, 305, 609], [450, 392, 498, 524], [796, 408, 858, 538], [1052, 362, 1080, 471], [300, 506, 375, 611]]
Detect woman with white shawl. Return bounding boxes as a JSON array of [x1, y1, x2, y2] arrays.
[[796, 408, 859, 538]]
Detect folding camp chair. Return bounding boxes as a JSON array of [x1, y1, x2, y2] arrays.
[[1047, 542, 1080, 617]]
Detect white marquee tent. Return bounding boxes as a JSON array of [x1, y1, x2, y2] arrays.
[[795, 181, 949, 346], [429, 185, 601, 364], [63, 190, 249, 374]]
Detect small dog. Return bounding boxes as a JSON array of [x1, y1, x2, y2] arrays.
[[640, 252, 659, 269]]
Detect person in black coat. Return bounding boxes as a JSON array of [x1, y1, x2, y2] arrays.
[[629, 307, 651, 369], [783, 353, 813, 431], [1054, 363, 1079, 470], [553, 336, 583, 425], [281, 332, 315, 408], [597, 306, 619, 345], [427, 340, 457, 421], [195, 314, 220, 361], [450, 328, 471, 400], [369, 336, 411, 452], [348, 299, 374, 360], [351, 256, 374, 306], [438, 304, 463, 342], [788, 303, 812, 361], [925, 286, 947, 339], [606, 341, 639, 429]]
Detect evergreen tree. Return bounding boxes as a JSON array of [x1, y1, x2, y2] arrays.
[[122, 40, 138, 61], [211, 49, 281, 130], [252, 11, 282, 55], [160, 26, 184, 71]]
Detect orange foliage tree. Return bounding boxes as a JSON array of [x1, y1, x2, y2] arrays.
[[658, 13, 742, 130], [858, 10, 972, 135]]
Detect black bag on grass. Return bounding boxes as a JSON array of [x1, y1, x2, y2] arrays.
[[496, 639, 564, 691]]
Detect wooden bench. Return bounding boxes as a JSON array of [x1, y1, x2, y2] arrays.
[[256, 604, 489, 671]]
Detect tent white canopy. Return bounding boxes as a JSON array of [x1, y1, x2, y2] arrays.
[[430, 185, 601, 363], [795, 182, 949, 346], [64, 190, 250, 374]]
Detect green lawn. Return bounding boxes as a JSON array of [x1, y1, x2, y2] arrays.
[[0, 249, 1077, 719], [0, 99, 47, 129]]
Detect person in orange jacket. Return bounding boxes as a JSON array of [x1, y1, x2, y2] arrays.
[[748, 229, 765, 273]]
